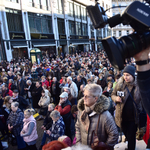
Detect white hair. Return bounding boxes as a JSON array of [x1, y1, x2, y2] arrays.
[[26, 80, 32, 84], [62, 143, 92, 150], [67, 76, 72, 81], [50, 110, 61, 119], [11, 102, 19, 107], [84, 84, 102, 97]]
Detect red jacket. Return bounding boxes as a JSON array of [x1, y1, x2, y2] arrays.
[[2, 89, 13, 97], [143, 115, 150, 144], [42, 80, 49, 88]]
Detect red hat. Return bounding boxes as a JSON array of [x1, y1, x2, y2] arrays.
[[42, 140, 68, 150], [58, 136, 72, 147]]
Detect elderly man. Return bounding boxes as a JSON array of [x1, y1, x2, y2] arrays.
[[12, 89, 29, 111], [55, 92, 72, 140], [67, 76, 78, 105], [46, 110, 65, 143], [75, 84, 118, 150], [25, 80, 35, 108]]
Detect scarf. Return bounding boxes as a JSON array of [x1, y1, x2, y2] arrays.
[[80, 103, 97, 133]]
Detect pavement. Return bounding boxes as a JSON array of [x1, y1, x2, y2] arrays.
[[114, 140, 147, 150]]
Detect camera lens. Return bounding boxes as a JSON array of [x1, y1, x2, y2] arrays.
[[102, 32, 150, 70]]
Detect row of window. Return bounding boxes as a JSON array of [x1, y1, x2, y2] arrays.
[[113, 30, 130, 36], [68, 1, 86, 20], [6, 0, 87, 20], [6, 8, 89, 36]]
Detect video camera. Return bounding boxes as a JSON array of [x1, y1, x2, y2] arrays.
[[87, 0, 150, 70]]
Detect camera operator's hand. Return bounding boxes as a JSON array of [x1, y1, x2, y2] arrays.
[[116, 96, 122, 103], [134, 46, 150, 71]]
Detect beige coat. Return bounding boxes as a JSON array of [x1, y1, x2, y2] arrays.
[[111, 76, 142, 128], [75, 95, 118, 148], [38, 96, 50, 108]]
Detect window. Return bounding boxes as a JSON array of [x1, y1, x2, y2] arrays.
[[81, 7, 86, 20], [68, 2, 74, 17], [29, 0, 34, 7], [82, 23, 87, 36], [57, 19, 65, 34], [76, 22, 81, 35], [6, 0, 19, 3], [119, 31, 121, 36], [91, 25, 94, 37], [28, 13, 53, 33], [127, 30, 129, 35], [56, 0, 63, 14], [75, 4, 81, 19], [97, 29, 102, 37], [42, 0, 49, 10], [113, 12, 115, 16], [69, 21, 75, 35], [113, 4, 115, 7], [102, 1, 104, 7], [103, 28, 105, 37], [6, 8, 23, 32], [113, 31, 116, 36]]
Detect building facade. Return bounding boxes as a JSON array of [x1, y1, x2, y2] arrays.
[[111, 0, 138, 38], [0, 0, 112, 61]]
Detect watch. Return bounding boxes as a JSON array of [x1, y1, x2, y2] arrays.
[[135, 58, 150, 65]]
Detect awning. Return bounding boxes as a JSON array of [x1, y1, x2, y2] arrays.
[[32, 41, 56, 47], [11, 41, 28, 48], [70, 42, 90, 45]]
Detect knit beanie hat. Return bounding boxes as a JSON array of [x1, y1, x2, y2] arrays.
[[58, 136, 72, 147], [123, 65, 135, 78]]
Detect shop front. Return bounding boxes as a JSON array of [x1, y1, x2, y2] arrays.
[[58, 34, 67, 56], [96, 37, 102, 52], [69, 35, 89, 54], [31, 33, 56, 57], [9, 32, 29, 60]]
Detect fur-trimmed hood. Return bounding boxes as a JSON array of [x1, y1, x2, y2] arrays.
[[77, 95, 110, 114]]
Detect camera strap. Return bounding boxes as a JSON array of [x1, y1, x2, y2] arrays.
[[135, 58, 150, 65]]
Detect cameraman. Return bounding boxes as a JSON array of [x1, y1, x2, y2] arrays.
[[134, 47, 150, 149]]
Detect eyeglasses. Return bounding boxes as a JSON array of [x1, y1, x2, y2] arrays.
[[83, 95, 95, 99]]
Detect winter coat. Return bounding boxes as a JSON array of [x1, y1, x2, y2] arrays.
[[49, 116, 65, 141], [111, 76, 142, 128], [75, 95, 118, 148], [69, 81, 78, 98], [22, 115, 38, 143], [7, 108, 24, 136], [97, 78, 107, 90], [12, 96, 29, 112], [42, 80, 49, 88], [2, 89, 13, 97], [17, 79, 25, 96], [32, 86, 43, 108], [38, 96, 50, 108], [43, 111, 53, 130]]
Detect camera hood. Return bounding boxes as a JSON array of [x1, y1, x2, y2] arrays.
[[122, 1, 150, 31]]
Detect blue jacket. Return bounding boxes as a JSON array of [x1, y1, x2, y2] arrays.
[[49, 116, 65, 141]]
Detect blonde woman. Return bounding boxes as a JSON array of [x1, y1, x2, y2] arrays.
[[20, 108, 38, 150]]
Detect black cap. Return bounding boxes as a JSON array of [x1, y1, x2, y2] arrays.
[[123, 65, 135, 78], [13, 89, 19, 93]]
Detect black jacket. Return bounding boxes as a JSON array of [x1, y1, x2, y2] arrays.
[[43, 111, 53, 130], [32, 86, 43, 108], [17, 79, 25, 96], [12, 96, 28, 111]]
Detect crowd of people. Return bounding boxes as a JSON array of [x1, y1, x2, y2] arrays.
[[0, 50, 149, 150]]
